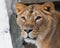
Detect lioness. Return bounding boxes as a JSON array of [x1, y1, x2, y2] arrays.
[[16, 2, 60, 48]]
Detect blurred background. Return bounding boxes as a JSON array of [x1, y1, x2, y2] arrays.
[[5, 0, 60, 48]]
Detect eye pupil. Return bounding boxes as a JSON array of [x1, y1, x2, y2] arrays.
[[35, 16, 41, 20], [21, 17, 25, 20]]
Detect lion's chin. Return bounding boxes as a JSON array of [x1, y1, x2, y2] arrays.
[[24, 38, 36, 44]]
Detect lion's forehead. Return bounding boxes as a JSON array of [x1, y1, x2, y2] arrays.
[[21, 8, 41, 18], [22, 5, 40, 13]]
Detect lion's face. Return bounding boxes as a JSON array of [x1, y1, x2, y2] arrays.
[[16, 2, 57, 43]]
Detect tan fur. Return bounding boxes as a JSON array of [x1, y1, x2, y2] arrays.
[[16, 2, 60, 48]]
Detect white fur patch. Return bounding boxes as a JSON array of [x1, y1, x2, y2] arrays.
[[24, 38, 35, 44]]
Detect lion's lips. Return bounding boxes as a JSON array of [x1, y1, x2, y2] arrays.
[[25, 35, 37, 40]]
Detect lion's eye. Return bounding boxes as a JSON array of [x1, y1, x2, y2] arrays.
[[35, 16, 41, 21], [21, 16, 26, 22], [21, 16, 25, 20]]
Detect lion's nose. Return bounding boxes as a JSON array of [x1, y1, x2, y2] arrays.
[[24, 29, 33, 33]]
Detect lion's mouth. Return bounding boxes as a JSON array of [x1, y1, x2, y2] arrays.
[[26, 36, 37, 40], [23, 36, 37, 44], [24, 38, 36, 44]]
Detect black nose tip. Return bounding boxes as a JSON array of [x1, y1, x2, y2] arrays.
[[24, 29, 33, 33]]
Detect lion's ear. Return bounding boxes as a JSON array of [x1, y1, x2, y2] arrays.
[[40, 2, 55, 12], [16, 2, 27, 15]]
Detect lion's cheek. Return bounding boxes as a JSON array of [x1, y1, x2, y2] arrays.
[[21, 31, 27, 38], [29, 32, 39, 39]]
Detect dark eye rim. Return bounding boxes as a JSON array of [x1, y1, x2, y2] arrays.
[[21, 16, 25, 20], [35, 16, 41, 21]]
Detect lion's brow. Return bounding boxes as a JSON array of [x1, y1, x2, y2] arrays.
[[29, 5, 34, 14]]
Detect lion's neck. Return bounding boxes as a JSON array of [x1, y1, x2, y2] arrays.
[[41, 23, 60, 48], [36, 28, 57, 48], [36, 17, 58, 48]]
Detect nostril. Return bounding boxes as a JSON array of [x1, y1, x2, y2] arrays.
[[29, 29, 33, 32], [24, 29, 33, 33], [24, 30, 27, 32]]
